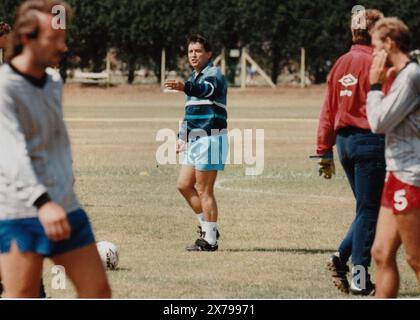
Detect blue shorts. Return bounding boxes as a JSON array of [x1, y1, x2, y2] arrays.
[[182, 134, 228, 171], [0, 209, 95, 257]]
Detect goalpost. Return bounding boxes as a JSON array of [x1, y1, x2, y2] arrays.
[[213, 49, 226, 75], [161, 47, 307, 89], [161, 49, 166, 88], [240, 48, 276, 89], [213, 48, 276, 89], [300, 48, 306, 88]]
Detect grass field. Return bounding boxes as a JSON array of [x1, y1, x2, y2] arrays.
[[42, 85, 419, 298]]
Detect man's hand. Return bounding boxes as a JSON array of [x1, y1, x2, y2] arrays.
[[164, 79, 185, 92], [318, 158, 335, 179], [38, 202, 71, 242], [176, 139, 186, 154], [370, 50, 389, 85], [311, 152, 335, 179]]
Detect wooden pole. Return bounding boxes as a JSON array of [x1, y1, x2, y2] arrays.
[[161, 48, 166, 88], [221, 49, 226, 75], [106, 51, 111, 87], [245, 53, 276, 88], [241, 48, 247, 89], [213, 50, 227, 75], [300, 48, 306, 88]]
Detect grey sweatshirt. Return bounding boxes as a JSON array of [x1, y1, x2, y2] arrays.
[[367, 62, 420, 186], [0, 64, 80, 220]]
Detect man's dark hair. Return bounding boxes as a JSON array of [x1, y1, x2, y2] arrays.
[[0, 22, 11, 37], [187, 34, 212, 52]]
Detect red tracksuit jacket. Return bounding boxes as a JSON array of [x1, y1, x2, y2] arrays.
[[316, 44, 391, 155]]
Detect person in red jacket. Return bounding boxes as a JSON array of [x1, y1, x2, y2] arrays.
[[315, 9, 385, 296]]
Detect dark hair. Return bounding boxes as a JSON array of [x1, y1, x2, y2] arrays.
[[0, 22, 12, 37], [6, 0, 72, 60], [187, 34, 212, 52], [371, 17, 412, 54], [351, 9, 384, 45]]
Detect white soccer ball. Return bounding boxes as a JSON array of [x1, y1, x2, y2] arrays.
[[96, 241, 119, 270]]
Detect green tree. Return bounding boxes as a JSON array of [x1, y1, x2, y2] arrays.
[[1, 0, 419, 84], [0, 0, 20, 24], [66, 0, 112, 72], [109, 0, 197, 83]]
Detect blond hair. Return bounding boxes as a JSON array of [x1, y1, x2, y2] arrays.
[[371, 17, 412, 53]]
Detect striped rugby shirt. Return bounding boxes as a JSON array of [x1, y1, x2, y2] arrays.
[[367, 62, 420, 186], [179, 62, 228, 141]]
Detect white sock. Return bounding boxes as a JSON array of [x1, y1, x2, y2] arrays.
[[195, 213, 205, 228], [203, 221, 217, 245]]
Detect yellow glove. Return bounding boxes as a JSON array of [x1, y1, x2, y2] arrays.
[[318, 158, 335, 179]]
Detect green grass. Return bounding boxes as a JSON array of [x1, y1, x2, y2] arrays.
[[41, 85, 419, 298]]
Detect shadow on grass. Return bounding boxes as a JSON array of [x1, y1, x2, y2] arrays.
[[222, 248, 336, 255], [84, 203, 123, 208], [112, 267, 132, 272]]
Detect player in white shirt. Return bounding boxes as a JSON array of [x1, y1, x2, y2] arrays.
[[367, 17, 420, 298]]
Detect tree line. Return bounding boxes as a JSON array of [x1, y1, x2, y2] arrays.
[[1, 0, 419, 84]]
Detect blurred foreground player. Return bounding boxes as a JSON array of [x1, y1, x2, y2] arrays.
[[0, 21, 11, 297], [0, 0, 111, 298]]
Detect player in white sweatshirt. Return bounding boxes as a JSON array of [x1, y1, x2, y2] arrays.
[[367, 17, 420, 298]]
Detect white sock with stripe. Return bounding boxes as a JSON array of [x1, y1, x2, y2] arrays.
[[203, 221, 217, 245]]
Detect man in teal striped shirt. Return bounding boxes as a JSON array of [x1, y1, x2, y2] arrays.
[[165, 34, 228, 251]]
